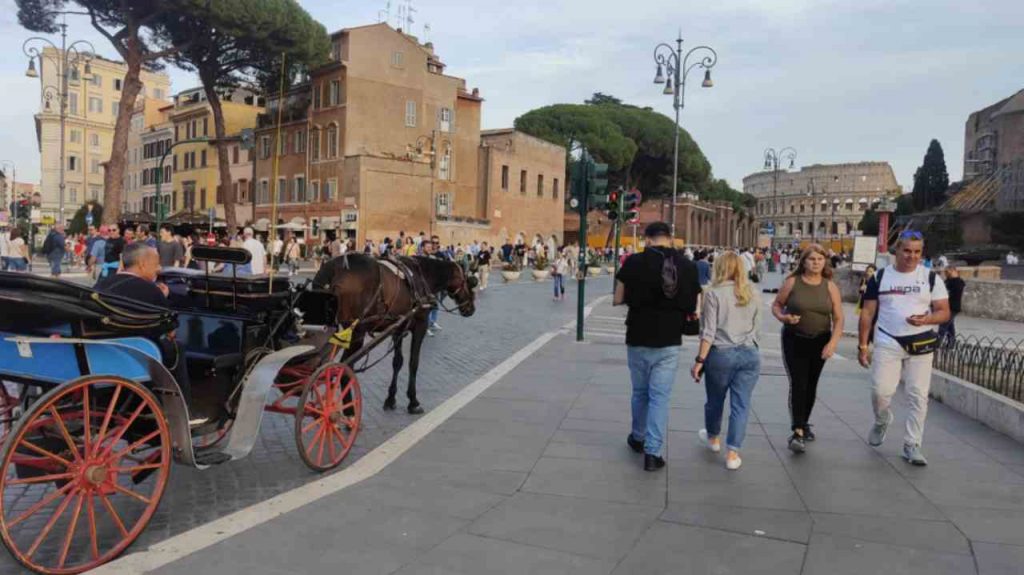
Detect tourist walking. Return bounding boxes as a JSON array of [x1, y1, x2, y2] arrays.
[[551, 251, 568, 300], [855, 264, 877, 316], [42, 224, 66, 278], [0, 224, 11, 271], [241, 227, 267, 275], [614, 222, 701, 472], [284, 236, 301, 276], [858, 231, 950, 466], [938, 265, 965, 346], [157, 224, 184, 268], [693, 251, 762, 470], [6, 228, 28, 272], [476, 241, 492, 290], [771, 244, 844, 453]]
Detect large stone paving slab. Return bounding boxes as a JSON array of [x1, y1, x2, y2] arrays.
[[801, 533, 976, 575]]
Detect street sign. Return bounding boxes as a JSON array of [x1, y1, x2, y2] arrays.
[[41, 215, 55, 225], [569, 197, 579, 209], [763, 223, 775, 236]]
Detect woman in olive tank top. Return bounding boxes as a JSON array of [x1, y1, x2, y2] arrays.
[[771, 244, 844, 454]]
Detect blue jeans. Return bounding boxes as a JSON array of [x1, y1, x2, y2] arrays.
[[8, 257, 27, 272], [628, 345, 681, 457], [703, 345, 760, 452], [552, 273, 564, 297], [48, 253, 63, 276]]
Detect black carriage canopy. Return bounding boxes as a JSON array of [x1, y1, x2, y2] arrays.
[[0, 271, 177, 336]]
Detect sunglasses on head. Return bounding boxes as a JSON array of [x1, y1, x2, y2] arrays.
[[899, 230, 924, 240]]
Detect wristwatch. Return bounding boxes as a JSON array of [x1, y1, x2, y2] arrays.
[[858, 344, 870, 351], [694, 356, 706, 364]]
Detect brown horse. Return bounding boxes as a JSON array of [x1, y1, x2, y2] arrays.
[[312, 253, 476, 413]]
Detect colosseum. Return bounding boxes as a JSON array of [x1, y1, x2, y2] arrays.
[[742, 161, 901, 247]]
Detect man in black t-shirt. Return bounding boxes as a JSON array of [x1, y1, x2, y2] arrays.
[[939, 266, 965, 345], [476, 241, 492, 290], [99, 226, 126, 281], [613, 221, 701, 472]]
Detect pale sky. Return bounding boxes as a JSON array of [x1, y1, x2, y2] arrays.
[[1, 0, 1022, 193]]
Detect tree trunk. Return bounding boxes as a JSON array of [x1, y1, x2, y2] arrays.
[[103, 42, 144, 226], [202, 80, 237, 233]]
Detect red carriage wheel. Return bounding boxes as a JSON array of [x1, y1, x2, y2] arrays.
[[0, 376, 172, 574], [294, 363, 361, 472], [0, 383, 18, 444]]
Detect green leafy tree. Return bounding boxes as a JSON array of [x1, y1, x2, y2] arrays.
[[16, 1, 186, 226], [160, 0, 330, 231], [858, 207, 880, 236], [911, 139, 949, 212], [514, 94, 711, 197]]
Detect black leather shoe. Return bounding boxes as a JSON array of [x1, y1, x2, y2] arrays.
[[644, 454, 666, 471], [627, 435, 645, 454]]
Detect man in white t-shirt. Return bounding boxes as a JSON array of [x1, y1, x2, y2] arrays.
[[0, 226, 10, 271], [242, 227, 267, 274], [858, 230, 950, 466]]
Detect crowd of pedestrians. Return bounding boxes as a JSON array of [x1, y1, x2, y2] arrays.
[[614, 222, 952, 472]]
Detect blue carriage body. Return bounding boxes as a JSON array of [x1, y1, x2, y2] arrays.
[[0, 330, 161, 385]]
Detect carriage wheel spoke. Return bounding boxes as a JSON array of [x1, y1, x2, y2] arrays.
[[100, 401, 149, 458], [327, 425, 337, 462], [17, 439, 73, 468], [93, 384, 123, 458], [49, 406, 83, 463], [8, 481, 75, 528], [86, 494, 100, 561], [82, 385, 92, 455], [301, 417, 322, 434], [316, 422, 328, 466], [110, 429, 162, 461], [305, 424, 325, 458], [9, 471, 77, 485], [113, 462, 164, 474], [331, 421, 352, 450], [25, 487, 76, 560], [111, 482, 152, 505], [98, 493, 129, 538], [58, 492, 85, 568]]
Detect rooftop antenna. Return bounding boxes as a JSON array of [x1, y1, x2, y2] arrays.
[[379, 0, 391, 25], [423, 23, 431, 43]]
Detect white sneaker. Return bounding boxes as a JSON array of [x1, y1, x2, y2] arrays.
[[698, 429, 721, 453], [726, 452, 742, 470], [427, 329, 436, 337]]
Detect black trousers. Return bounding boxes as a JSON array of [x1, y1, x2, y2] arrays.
[[781, 329, 831, 433]]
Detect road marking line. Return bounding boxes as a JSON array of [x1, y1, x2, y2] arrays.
[[94, 295, 610, 574]]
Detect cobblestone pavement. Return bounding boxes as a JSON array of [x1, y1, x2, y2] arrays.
[[119, 296, 1024, 575], [0, 270, 613, 574]]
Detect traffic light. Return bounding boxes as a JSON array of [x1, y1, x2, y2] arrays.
[[569, 161, 587, 206], [591, 162, 609, 198], [623, 189, 641, 223], [606, 187, 621, 221]]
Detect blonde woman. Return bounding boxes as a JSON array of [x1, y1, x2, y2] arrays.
[[692, 251, 762, 470]]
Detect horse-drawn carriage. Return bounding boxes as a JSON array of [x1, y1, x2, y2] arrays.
[[0, 245, 477, 574], [0, 246, 359, 574]]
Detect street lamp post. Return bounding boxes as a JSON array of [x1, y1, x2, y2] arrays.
[[23, 15, 96, 227], [762, 147, 797, 246], [652, 33, 717, 242]]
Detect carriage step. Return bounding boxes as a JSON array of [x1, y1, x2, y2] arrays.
[[193, 451, 233, 466]]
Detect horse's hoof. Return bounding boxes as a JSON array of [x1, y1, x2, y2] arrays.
[[407, 404, 425, 415], [383, 399, 397, 411]]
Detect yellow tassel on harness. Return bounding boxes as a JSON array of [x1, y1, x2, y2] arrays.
[[330, 320, 359, 350]]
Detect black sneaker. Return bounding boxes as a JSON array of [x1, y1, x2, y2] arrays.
[[644, 454, 666, 471], [626, 435, 644, 454], [804, 425, 816, 442], [788, 433, 806, 454]]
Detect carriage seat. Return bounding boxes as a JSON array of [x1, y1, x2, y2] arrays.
[[0, 271, 177, 337], [160, 268, 291, 313]]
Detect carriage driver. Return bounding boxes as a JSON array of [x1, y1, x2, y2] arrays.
[[95, 242, 192, 406]]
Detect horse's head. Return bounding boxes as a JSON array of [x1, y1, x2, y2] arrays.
[[446, 261, 476, 317]]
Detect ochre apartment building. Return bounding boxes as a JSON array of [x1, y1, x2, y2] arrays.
[[253, 23, 565, 247]]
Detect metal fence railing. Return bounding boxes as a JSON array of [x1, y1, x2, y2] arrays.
[[934, 335, 1024, 403]]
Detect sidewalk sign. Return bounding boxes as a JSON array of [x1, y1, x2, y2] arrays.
[[852, 236, 876, 271]]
